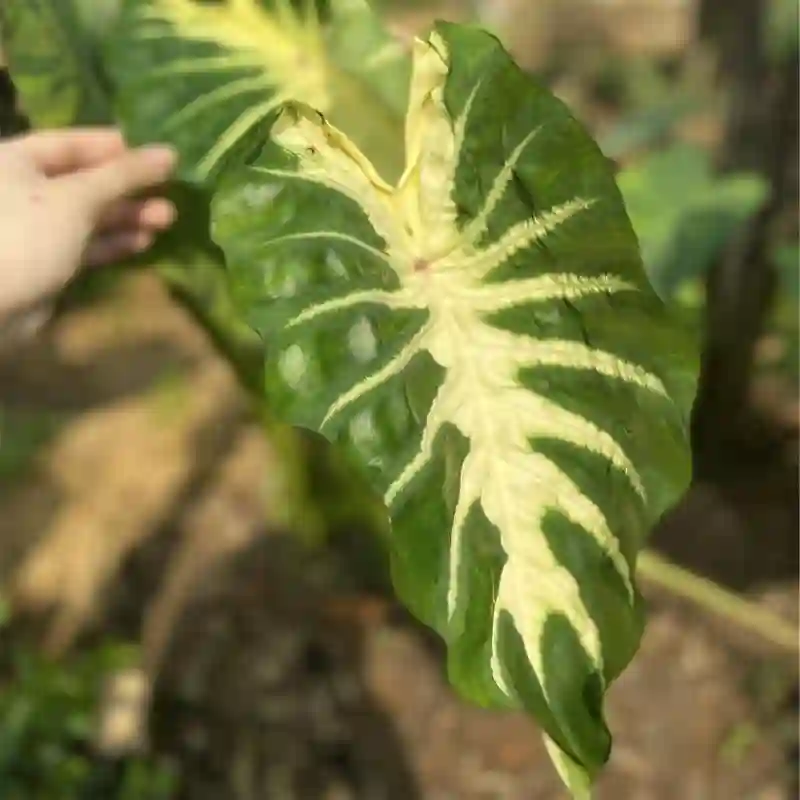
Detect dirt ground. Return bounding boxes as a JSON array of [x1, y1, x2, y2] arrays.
[[0, 274, 796, 800]]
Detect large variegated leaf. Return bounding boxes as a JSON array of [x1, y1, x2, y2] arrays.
[[211, 22, 697, 796], [107, 0, 410, 184]]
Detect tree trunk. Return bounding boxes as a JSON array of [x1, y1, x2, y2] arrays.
[[697, 0, 771, 174]]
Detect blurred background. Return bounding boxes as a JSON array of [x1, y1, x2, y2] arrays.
[[0, 0, 797, 798]]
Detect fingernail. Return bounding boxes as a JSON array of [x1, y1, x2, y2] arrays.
[[139, 145, 179, 168], [163, 201, 178, 225], [153, 200, 178, 228]]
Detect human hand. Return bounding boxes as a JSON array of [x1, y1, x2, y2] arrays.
[[0, 127, 178, 320]]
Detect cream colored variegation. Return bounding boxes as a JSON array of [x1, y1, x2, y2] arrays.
[[258, 31, 666, 786], [137, 0, 330, 178], [133, 0, 410, 179]]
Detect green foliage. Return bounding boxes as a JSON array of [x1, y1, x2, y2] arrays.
[[211, 22, 696, 793], [0, 407, 65, 485], [1, 2, 702, 795], [593, 52, 718, 160], [618, 143, 769, 300], [618, 142, 798, 385], [0, 0, 114, 127], [0, 635, 177, 800], [106, 0, 409, 185]]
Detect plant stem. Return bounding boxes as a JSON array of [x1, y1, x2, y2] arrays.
[[638, 549, 799, 655]]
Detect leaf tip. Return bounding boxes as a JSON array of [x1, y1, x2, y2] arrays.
[[544, 736, 595, 799]]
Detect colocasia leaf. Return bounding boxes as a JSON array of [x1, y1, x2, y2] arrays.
[[108, 0, 410, 184], [211, 22, 697, 797]]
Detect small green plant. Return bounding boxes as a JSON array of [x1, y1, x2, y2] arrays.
[[617, 142, 770, 301], [619, 143, 798, 383], [0, 624, 177, 800], [1, 1, 701, 795]]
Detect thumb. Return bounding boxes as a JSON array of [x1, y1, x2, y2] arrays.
[[68, 145, 178, 216]]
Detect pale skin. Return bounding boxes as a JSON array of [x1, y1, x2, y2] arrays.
[[0, 127, 179, 320]]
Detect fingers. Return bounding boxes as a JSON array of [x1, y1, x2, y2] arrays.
[[68, 145, 178, 217], [16, 127, 128, 176], [83, 229, 156, 268], [85, 197, 178, 267], [98, 197, 177, 233]]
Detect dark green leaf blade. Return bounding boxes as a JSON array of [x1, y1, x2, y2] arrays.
[[106, 0, 407, 185], [213, 22, 697, 797], [1, 0, 116, 126]]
